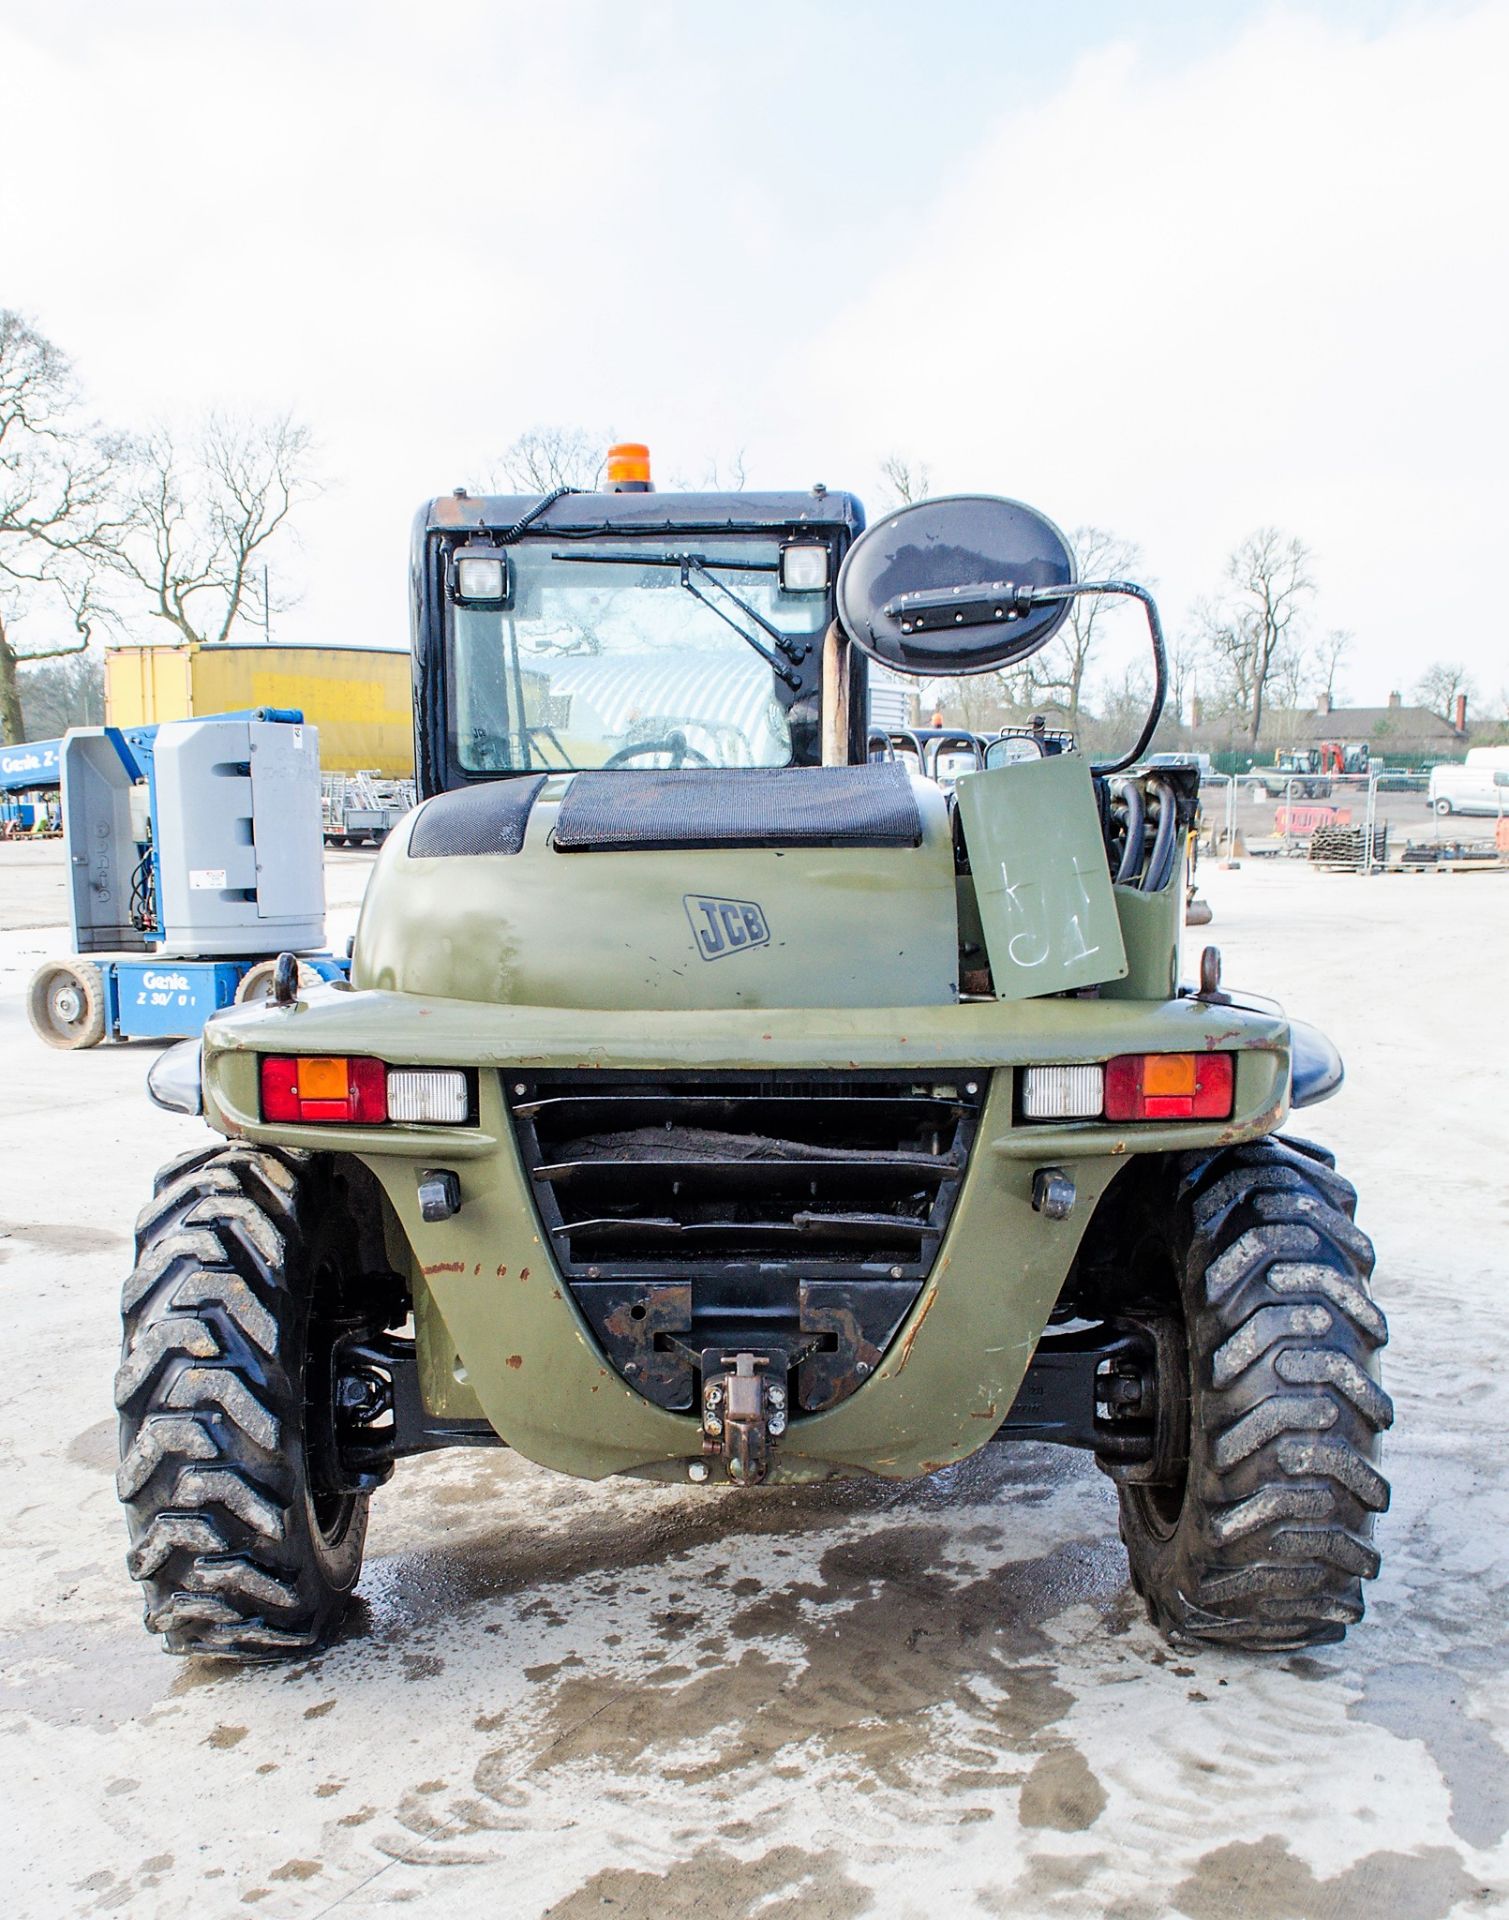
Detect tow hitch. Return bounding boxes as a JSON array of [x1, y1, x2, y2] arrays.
[[701, 1350, 788, 1484]]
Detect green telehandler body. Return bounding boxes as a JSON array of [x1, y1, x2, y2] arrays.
[[116, 474, 1390, 1659]]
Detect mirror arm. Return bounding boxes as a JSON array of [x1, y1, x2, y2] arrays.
[[1027, 579, 1169, 775], [821, 621, 851, 766]]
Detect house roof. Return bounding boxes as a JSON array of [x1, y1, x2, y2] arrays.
[[1189, 702, 1466, 752], [1288, 705, 1464, 745]]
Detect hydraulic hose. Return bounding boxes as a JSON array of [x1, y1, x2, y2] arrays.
[[1114, 778, 1146, 885], [1142, 778, 1179, 893]]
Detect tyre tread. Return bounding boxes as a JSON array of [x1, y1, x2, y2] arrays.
[[117, 1144, 366, 1659], [1117, 1138, 1392, 1650]]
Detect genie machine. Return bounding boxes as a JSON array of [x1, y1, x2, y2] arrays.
[[27, 711, 344, 1048]]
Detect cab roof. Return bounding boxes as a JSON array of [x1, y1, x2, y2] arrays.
[[423, 487, 865, 538]]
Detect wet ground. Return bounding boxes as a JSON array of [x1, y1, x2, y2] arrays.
[[2, 850, 1506, 1918]]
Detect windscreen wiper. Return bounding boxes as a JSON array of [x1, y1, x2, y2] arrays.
[[550, 549, 809, 688]]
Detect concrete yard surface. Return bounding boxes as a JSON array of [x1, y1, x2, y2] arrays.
[[2, 850, 1506, 1918]]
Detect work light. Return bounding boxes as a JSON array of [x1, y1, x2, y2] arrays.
[[780, 541, 830, 592], [450, 543, 511, 607]]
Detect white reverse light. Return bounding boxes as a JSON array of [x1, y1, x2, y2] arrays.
[[387, 1068, 469, 1124], [780, 542, 830, 592], [1021, 1064, 1104, 1120]]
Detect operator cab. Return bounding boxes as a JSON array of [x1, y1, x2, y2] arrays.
[[411, 447, 868, 797], [409, 462, 1184, 918]]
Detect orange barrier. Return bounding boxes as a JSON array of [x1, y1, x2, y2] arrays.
[[1275, 804, 1353, 837]]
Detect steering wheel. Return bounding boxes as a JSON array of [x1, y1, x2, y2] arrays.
[[601, 732, 713, 770]]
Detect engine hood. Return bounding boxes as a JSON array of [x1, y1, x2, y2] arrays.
[[352, 768, 959, 1011]]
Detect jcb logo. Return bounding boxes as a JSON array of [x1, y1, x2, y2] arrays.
[[684, 894, 771, 961]]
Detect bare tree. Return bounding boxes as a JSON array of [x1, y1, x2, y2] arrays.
[[877, 452, 930, 507], [17, 647, 104, 734], [113, 414, 318, 648], [0, 310, 124, 742], [695, 448, 747, 492], [1267, 631, 1309, 721], [1168, 630, 1200, 731], [1086, 661, 1151, 754], [931, 670, 1014, 732], [1413, 660, 1478, 723], [1312, 628, 1352, 705], [663, 448, 750, 492], [1197, 528, 1315, 746], [1028, 526, 1142, 725], [486, 427, 610, 494]]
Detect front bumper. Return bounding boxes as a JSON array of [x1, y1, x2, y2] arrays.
[[202, 986, 1290, 1484]]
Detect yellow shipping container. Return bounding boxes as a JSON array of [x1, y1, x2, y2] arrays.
[[105, 644, 414, 777]]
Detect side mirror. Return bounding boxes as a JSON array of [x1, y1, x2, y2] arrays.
[[984, 727, 1074, 768], [835, 495, 1075, 677], [838, 492, 1171, 777]]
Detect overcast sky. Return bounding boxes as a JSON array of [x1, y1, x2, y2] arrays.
[[3, 0, 1506, 710]]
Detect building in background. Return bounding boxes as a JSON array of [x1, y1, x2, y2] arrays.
[[105, 643, 414, 777]]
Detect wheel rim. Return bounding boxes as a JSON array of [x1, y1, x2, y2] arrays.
[[1122, 1240, 1192, 1541], [1132, 1459, 1187, 1540], [1129, 1363, 1190, 1539], [307, 1479, 357, 1548], [303, 1236, 362, 1550], [305, 1383, 359, 1547], [236, 964, 273, 1004], [51, 981, 83, 1025]]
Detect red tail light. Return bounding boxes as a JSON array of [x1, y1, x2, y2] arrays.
[[1104, 1051, 1234, 1121], [260, 1055, 387, 1124]]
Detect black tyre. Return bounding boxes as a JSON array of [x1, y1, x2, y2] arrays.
[[28, 957, 107, 1049], [116, 1143, 368, 1658], [1433, 797, 1453, 816], [1116, 1136, 1392, 1649]]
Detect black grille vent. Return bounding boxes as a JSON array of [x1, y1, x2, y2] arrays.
[[507, 1072, 983, 1280]]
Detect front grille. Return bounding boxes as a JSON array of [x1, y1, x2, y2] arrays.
[[507, 1072, 982, 1281]]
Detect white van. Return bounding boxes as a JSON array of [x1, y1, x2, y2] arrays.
[[1429, 749, 1509, 816]]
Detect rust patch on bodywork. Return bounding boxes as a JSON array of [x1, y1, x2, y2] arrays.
[[893, 1285, 941, 1374], [584, 1283, 695, 1409], [422, 1260, 464, 1276], [797, 1298, 883, 1411], [797, 1280, 915, 1412]]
